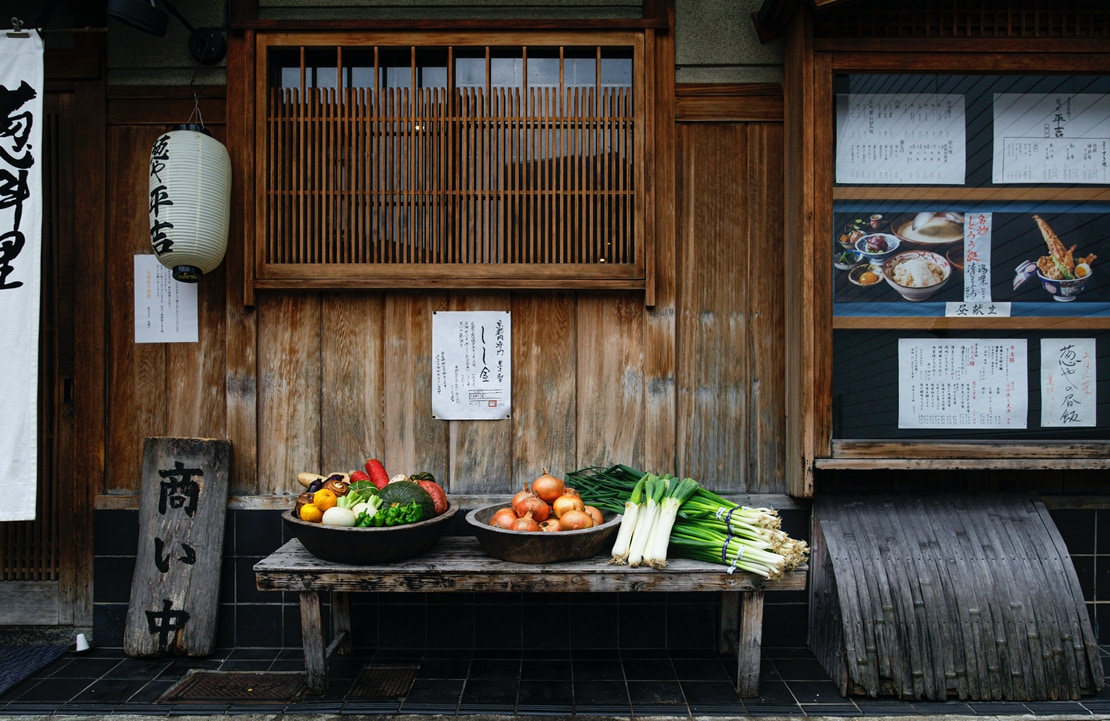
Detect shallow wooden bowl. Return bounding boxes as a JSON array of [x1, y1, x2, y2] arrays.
[[465, 502, 622, 564], [283, 501, 459, 564]]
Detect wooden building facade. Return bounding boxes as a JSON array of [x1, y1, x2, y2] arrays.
[[4, 0, 1110, 695]]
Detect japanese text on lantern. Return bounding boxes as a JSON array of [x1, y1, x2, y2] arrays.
[[149, 133, 175, 257]]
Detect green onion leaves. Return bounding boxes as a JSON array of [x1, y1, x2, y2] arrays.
[[568, 464, 809, 578]]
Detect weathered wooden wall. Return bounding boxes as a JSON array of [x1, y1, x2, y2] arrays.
[[103, 89, 230, 501], [98, 83, 787, 504]]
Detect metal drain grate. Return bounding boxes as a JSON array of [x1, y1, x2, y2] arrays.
[[348, 665, 418, 698], [157, 671, 307, 704]]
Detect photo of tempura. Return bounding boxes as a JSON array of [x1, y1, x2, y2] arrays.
[[1033, 214, 1096, 280]]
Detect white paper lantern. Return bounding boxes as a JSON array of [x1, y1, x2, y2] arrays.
[[148, 124, 231, 282]]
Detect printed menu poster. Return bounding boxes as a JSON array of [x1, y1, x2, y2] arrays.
[[898, 338, 1028, 429], [134, 254, 198, 344], [432, 311, 511, 420], [835, 93, 966, 184], [1040, 338, 1096, 428], [993, 93, 1110, 184]]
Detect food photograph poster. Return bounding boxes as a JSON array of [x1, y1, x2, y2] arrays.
[[833, 210, 1102, 310]]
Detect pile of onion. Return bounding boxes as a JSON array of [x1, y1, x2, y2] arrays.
[[488, 469, 604, 533]]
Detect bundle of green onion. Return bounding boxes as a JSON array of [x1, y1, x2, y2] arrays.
[[566, 464, 808, 579]]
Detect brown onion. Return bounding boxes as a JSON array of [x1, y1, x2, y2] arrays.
[[583, 505, 604, 527], [489, 507, 518, 529], [539, 518, 562, 532], [531, 469, 565, 504], [552, 492, 585, 518], [515, 494, 550, 522], [511, 512, 542, 533], [559, 509, 593, 531], [512, 484, 533, 513]]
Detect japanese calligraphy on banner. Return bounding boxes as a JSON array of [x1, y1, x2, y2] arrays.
[[1041, 338, 1097, 428], [898, 338, 1029, 429], [835, 93, 966, 184], [432, 311, 511, 420], [0, 31, 43, 522], [993, 94, 1110, 184]]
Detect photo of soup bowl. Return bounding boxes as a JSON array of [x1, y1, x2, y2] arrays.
[[882, 250, 952, 302], [1037, 263, 1092, 302]]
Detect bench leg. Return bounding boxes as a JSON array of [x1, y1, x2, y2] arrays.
[[330, 591, 352, 655], [735, 590, 766, 697], [298, 591, 328, 694], [720, 592, 739, 655]]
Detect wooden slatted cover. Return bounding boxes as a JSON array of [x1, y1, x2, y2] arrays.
[[814, 0, 1110, 39], [809, 495, 1103, 701]]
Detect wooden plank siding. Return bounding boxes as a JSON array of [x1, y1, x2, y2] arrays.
[[675, 121, 785, 491], [95, 80, 790, 505], [103, 122, 230, 499]]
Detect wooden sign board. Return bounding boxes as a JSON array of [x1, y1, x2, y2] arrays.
[[124, 437, 230, 657]]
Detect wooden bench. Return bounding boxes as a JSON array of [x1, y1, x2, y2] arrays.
[[254, 535, 807, 696]]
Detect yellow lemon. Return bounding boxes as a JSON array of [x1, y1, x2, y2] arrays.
[[299, 504, 323, 523]]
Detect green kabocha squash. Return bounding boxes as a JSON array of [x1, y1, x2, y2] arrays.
[[378, 481, 437, 520]]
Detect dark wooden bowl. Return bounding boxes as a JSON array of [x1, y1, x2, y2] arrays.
[[283, 501, 459, 564], [465, 503, 622, 564]]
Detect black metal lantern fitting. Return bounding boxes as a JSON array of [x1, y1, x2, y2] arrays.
[[107, 0, 227, 66]]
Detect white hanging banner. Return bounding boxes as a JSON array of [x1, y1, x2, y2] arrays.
[[432, 311, 511, 420], [0, 30, 44, 521]]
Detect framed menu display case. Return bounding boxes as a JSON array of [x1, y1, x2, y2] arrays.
[[784, 36, 1110, 496]]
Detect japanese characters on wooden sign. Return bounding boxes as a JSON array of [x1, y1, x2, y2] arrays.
[[124, 437, 230, 657]]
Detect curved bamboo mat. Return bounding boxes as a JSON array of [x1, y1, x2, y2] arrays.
[[810, 494, 1104, 701]]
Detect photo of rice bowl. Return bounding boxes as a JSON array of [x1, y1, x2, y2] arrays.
[[882, 250, 952, 301]]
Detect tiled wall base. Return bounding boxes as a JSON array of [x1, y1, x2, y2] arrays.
[[94, 506, 1101, 649]]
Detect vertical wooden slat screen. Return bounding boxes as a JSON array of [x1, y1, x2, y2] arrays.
[[258, 36, 644, 288], [814, 0, 1110, 39]]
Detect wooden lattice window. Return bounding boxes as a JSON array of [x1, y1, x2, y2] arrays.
[[253, 32, 649, 290]]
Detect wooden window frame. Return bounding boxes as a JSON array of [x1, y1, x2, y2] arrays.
[[249, 30, 653, 293]]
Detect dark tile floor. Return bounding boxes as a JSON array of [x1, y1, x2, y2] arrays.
[[3, 645, 1110, 717]]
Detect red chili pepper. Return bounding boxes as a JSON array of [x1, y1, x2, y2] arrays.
[[365, 458, 390, 490]]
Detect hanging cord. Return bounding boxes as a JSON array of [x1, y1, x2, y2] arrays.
[[187, 93, 205, 131]]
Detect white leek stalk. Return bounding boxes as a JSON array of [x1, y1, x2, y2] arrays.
[[609, 474, 648, 564], [643, 478, 700, 569], [627, 476, 667, 568]]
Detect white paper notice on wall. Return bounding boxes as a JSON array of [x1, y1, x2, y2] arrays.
[[898, 338, 1028, 429], [134, 254, 198, 343], [993, 93, 1110, 184], [1040, 338, 1096, 428], [835, 93, 966, 185], [432, 311, 511, 420]]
